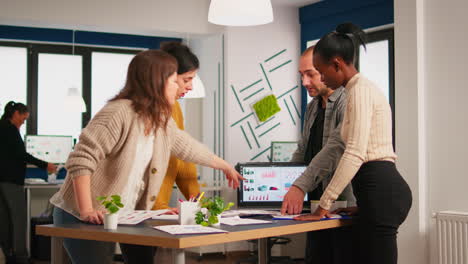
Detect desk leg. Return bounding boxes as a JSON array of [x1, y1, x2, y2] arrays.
[[51, 237, 70, 264], [172, 248, 185, 264], [25, 188, 31, 258], [258, 238, 268, 264]]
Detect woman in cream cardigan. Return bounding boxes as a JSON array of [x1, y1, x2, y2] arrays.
[[50, 50, 243, 264]]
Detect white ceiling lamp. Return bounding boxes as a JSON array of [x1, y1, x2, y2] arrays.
[[208, 0, 274, 26], [64, 30, 86, 113], [65, 87, 87, 112], [183, 75, 206, 99]]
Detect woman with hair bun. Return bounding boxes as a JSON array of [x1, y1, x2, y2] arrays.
[[294, 23, 412, 264], [0, 101, 57, 264], [152, 41, 202, 211]]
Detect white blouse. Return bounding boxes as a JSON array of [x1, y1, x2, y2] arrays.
[[120, 121, 154, 213]]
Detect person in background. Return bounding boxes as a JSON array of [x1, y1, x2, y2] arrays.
[[152, 42, 201, 211], [50, 50, 244, 264], [280, 46, 355, 264], [0, 101, 57, 264], [295, 23, 412, 264]]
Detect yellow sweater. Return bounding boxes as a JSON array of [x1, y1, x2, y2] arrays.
[[152, 101, 200, 209]]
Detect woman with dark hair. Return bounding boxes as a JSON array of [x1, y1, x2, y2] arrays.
[[152, 42, 201, 211], [294, 23, 412, 264], [50, 50, 244, 264], [0, 101, 56, 264]]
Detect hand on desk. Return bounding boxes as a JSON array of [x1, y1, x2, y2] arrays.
[[80, 209, 105, 225], [293, 206, 331, 221], [280, 186, 305, 215], [163, 208, 179, 215], [332, 206, 358, 216]]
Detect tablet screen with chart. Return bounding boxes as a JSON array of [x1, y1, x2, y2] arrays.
[[237, 162, 308, 208], [25, 135, 73, 164]]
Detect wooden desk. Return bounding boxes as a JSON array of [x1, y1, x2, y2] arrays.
[[37, 218, 352, 264]]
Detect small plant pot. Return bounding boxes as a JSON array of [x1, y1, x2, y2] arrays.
[[211, 214, 221, 227], [104, 213, 119, 230]]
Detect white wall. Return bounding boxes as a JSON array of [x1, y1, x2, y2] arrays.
[[224, 5, 302, 165], [394, 0, 428, 263], [424, 0, 468, 263], [0, 0, 222, 37], [222, 5, 302, 254], [395, 0, 468, 263]]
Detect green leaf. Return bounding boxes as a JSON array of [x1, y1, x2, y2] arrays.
[[208, 214, 218, 224], [111, 195, 121, 202], [224, 202, 234, 211], [200, 221, 209, 227], [96, 196, 106, 201], [108, 204, 119, 214], [195, 211, 205, 224], [116, 202, 124, 208]]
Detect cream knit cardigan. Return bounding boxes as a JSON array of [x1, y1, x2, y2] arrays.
[[319, 74, 397, 210], [50, 99, 214, 218]]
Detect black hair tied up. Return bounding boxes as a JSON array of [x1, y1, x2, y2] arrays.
[[314, 22, 367, 65], [1, 101, 29, 121], [160, 41, 199, 74]]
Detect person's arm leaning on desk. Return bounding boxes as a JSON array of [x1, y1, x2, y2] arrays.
[[281, 125, 352, 215], [71, 119, 243, 225]]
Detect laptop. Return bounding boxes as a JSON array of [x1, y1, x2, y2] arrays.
[[235, 162, 309, 212]]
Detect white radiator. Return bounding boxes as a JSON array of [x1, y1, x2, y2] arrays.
[[436, 211, 468, 264]]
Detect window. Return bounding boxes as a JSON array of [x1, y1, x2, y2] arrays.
[[37, 53, 83, 139], [91, 52, 135, 117], [0, 45, 28, 136], [358, 28, 395, 145], [358, 28, 394, 112], [0, 41, 140, 141]]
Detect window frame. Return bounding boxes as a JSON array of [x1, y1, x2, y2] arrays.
[[0, 40, 141, 135]]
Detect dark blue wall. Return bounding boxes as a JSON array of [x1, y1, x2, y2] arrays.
[[0, 25, 180, 49], [299, 0, 393, 122]]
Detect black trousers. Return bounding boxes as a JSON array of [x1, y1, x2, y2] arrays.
[[120, 243, 156, 264], [351, 161, 412, 264], [0, 182, 28, 261], [305, 226, 353, 264]]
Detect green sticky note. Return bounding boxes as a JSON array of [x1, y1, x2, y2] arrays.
[[253, 95, 281, 122]]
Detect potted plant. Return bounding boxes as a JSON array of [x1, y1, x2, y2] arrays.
[[195, 197, 234, 227], [96, 195, 124, 230]]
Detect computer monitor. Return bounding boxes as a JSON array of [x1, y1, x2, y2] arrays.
[[236, 162, 308, 208], [25, 135, 73, 164]]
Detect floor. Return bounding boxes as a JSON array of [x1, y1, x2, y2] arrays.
[[2, 247, 305, 263], [28, 250, 262, 264]]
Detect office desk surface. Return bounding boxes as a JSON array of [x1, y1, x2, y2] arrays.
[[36, 218, 352, 249]]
